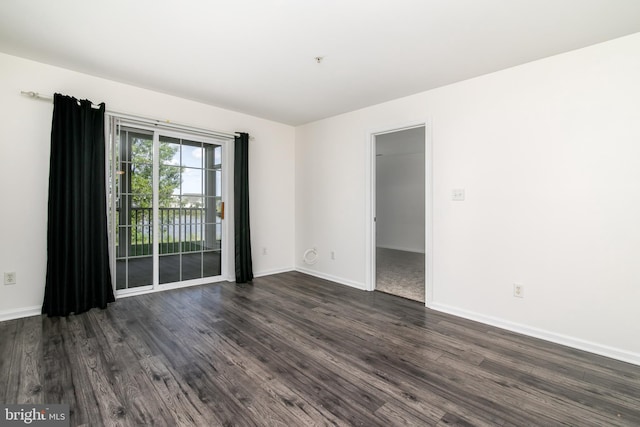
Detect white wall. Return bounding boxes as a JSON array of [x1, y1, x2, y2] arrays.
[[296, 33, 640, 363], [376, 129, 426, 253], [376, 152, 425, 253], [0, 53, 295, 318]]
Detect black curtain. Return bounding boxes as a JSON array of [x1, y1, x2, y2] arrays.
[[42, 94, 115, 316], [234, 132, 253, 283]]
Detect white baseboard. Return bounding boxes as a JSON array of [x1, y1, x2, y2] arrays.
[[295, 267, 367, 291], [0, 305, 42, 322], [253, 267, 295, 278], [430, 302, 640, 367]]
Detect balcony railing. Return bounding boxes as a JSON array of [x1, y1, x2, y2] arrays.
[[116, 207, 220, 258]]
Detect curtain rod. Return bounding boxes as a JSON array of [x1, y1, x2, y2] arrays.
[[20, 91, 240, 139]]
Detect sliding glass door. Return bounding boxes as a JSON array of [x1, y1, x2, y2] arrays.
[[157, 136, 223, 284], [109, 122, 226, 292]]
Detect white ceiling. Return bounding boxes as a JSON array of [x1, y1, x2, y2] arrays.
[[1, 1, 640, 126]]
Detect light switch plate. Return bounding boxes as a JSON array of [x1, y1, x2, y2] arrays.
[[4, 272, 16, 285]]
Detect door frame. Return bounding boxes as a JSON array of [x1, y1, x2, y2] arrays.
[[109, 121, 232, 297], [365, 120, 433, 307]]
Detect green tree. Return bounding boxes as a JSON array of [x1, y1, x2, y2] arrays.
[[130, 137, 182, 208]]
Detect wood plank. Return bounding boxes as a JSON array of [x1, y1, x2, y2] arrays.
[[0, 319, 20, 403], [86, 309, 176, 426], [178, 315, 350, 427], [42, 317, 78, 413], [138, 355, 219, 427], [62, 314, 124, 426], [16, 316, 44, 404]]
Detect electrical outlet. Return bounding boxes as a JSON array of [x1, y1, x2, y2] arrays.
[[330, 251, 335, 260], [262, 247, 268, 255], [513, 283, 524, 298], [452, 188, 465, 201], [4, 272, 17, 285]]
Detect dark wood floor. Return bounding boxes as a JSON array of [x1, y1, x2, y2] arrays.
[[1, 272, 639, 426]]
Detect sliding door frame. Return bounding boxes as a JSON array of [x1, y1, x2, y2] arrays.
[[108, 120, 232, 298]]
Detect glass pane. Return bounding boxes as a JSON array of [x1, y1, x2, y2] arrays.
[[119, 166, 131, 194], [203, 220, 221, 278], [126, 258, 153, 288], [131, 162, 153, 196], [160, 136, 181, 165], [203, 251, 221, 277], [159, 165, 182, 201], [216, 223, 222, 243], [202, 197, 217, 224], [182, 168, 202, 196], [158, 165, 181, 207], [159, 199, 179, 223], [215, 170, 222, 196], [159, 254, 180, 284], [130, 225, 153, 257], [182, 140, 203, 168], [182, 209, 202, 253], [130, 135, 153, 164], [214, 146, 222, 167], [204, 144, 221, 169], [116, 226, 129, 258], [182, 196, 203, 210], [118, 132, 128, 160], [116, 259, 127, 290], [130, 195, 152, 210], [159, 197, 179, 255], [182, 252, 202, 281], [204, 169, 221, 198], [203, 223, 219, 251]]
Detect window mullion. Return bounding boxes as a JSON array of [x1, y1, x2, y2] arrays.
[[152, 131, 160, 289]]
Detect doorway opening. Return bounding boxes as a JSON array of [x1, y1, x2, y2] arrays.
[[367, 124, 432, 304]]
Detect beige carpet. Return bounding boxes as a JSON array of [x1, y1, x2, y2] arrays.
[[375, 247, 425, 302]]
